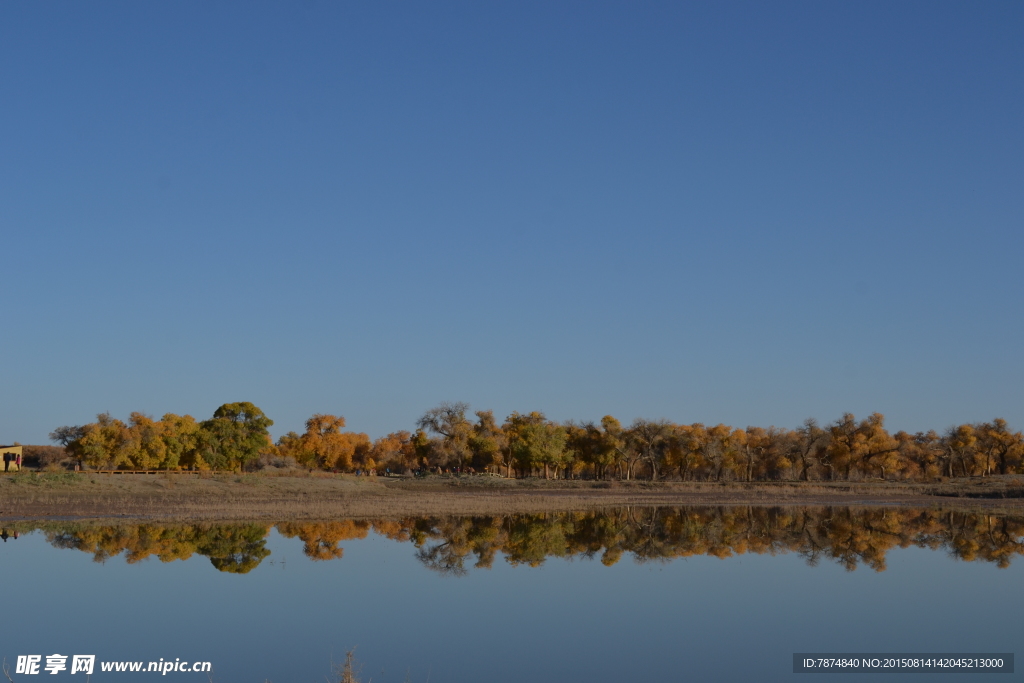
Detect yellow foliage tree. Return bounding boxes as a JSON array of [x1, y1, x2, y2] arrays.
[[298, 414, 370, 470]]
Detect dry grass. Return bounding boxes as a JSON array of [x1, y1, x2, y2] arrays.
[[1, 472, 1023, 522]]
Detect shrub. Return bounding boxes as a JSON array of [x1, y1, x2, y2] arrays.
[[22, 445, 68, 469]]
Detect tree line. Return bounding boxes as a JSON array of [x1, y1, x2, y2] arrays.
[[18, 507, 1024, 574], [52, 401, 1024, 481], [51, 402, 273, 471]]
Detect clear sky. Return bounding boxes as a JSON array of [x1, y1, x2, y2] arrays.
[[2, 1, 1022, 443]]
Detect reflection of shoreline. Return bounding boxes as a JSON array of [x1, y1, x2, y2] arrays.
[[10, 508, 1024, 574], [2, 475, 1024, 521]]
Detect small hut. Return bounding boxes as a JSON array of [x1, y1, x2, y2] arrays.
[[1, 445, 23, 472]]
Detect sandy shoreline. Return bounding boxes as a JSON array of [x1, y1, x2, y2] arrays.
[[1, 472, 1023, 522]]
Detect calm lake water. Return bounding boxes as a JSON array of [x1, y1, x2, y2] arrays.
[[1, 508, 1021, 682]]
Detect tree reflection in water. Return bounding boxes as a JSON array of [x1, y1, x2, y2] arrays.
[[43, 523, 272, 573], [12, 507, 1024, 574]]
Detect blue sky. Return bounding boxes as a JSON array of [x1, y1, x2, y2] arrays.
[[2, 1, 1022, 443]]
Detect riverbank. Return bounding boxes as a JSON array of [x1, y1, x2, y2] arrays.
[[1, 472, 1023, 521]]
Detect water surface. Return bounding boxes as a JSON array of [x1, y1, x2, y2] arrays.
[[2, 508, 1021, 682]]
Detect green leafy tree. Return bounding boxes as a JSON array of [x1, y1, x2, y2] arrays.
[[508, 413, 567, 479], [503, 411, 546, 477], [198, 402, 274, 471], [160, 413, 201, 469]]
